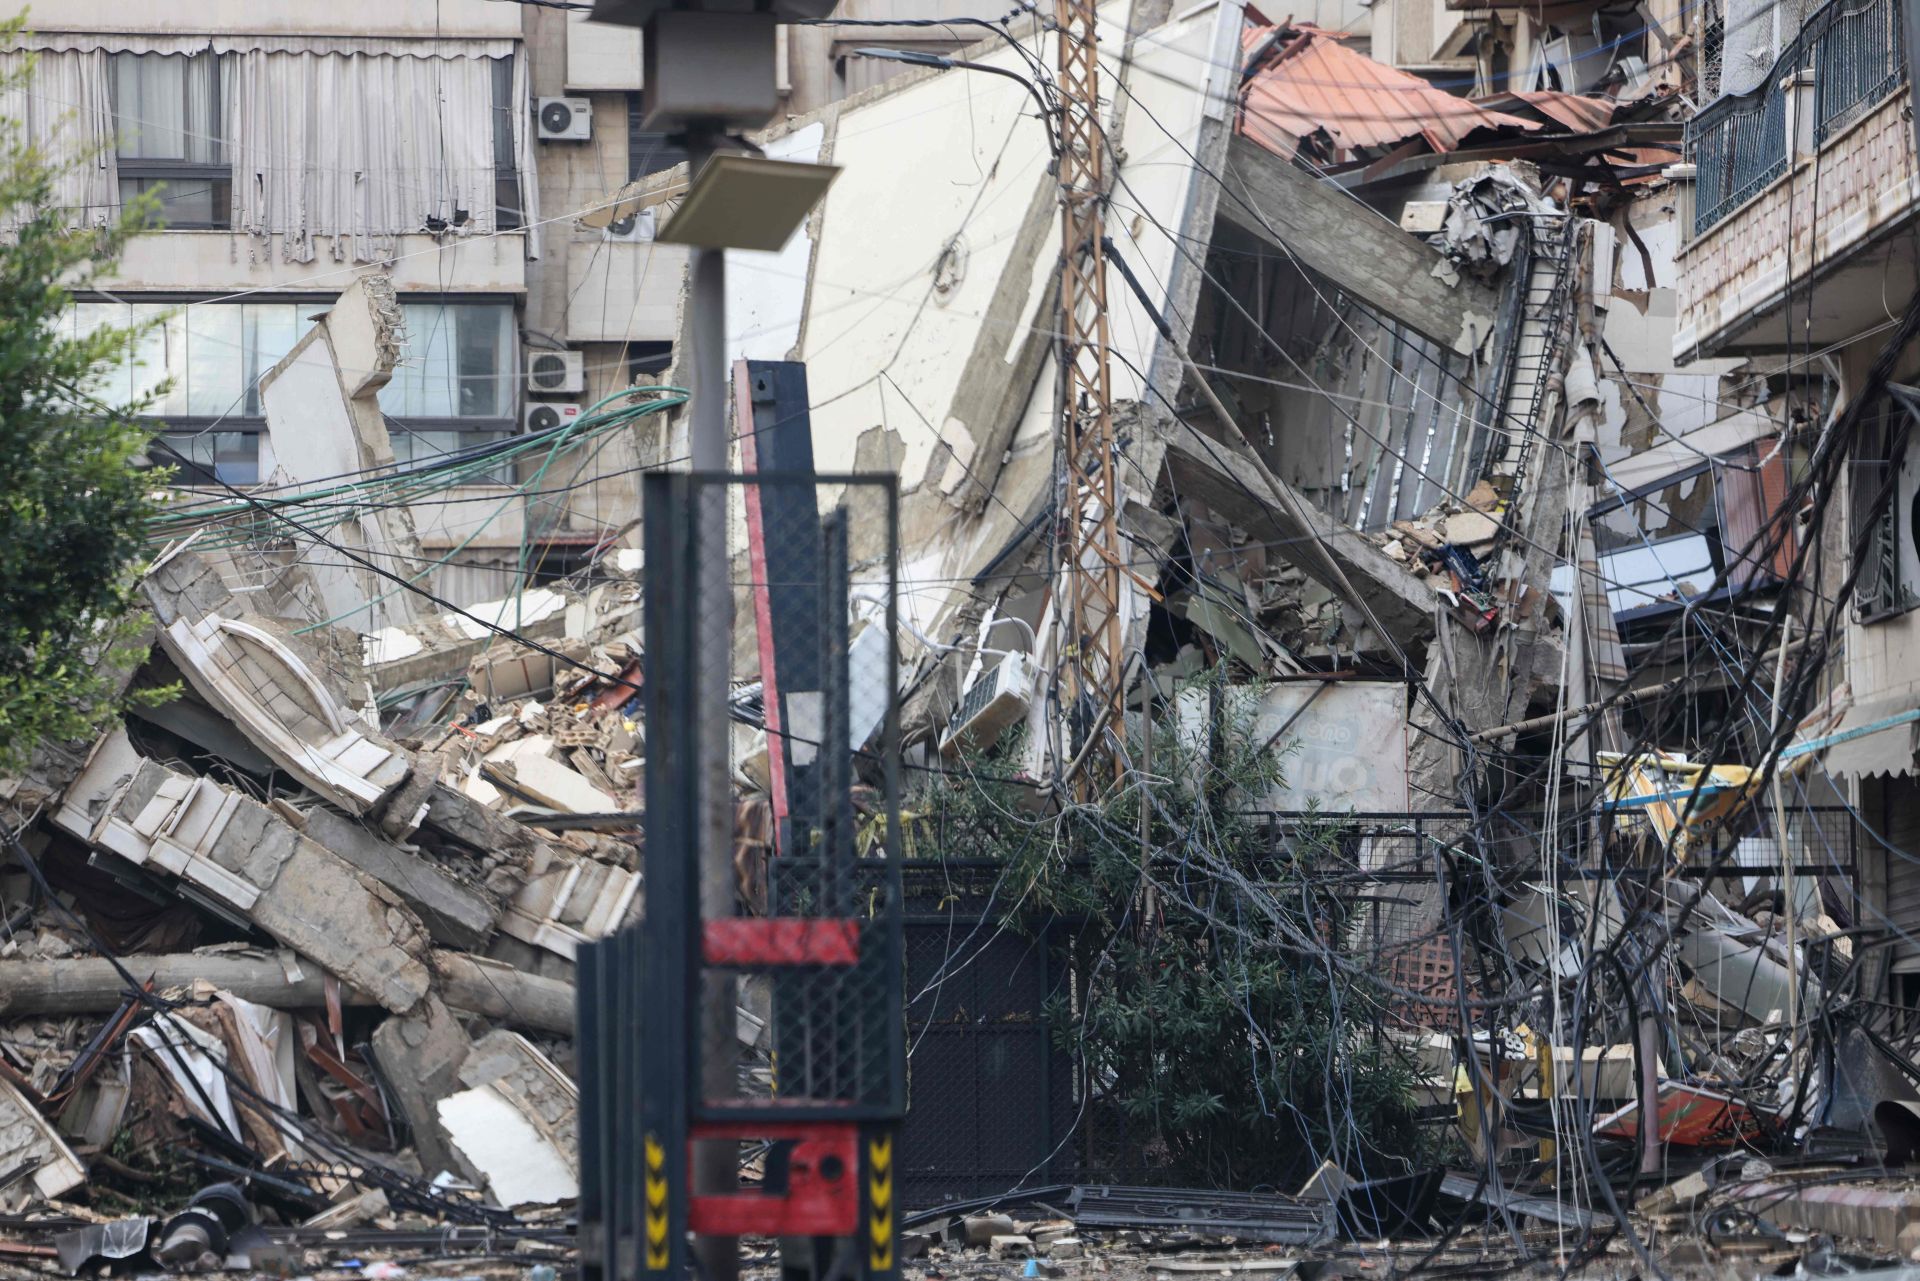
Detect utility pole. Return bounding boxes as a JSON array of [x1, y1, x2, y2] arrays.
[[1053, 0, 1127, 791]]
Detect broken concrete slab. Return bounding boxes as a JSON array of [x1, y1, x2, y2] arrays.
[[437, 1029, 579, 1208], [1165, 421, 1436, 644], [482, 736, 620, 814], [0, 950, 576, 1035], [1752, 1181, 1920, 1254], [256, 273, 429, 636], [369, 995, 473, 1181], [299, 806, 499, 950], [498, 841, 642, 961], [0, 1075, 85, 1212], [52, 733, 433, 1013], [144, 553, 412, 818], [1218, 135, 1499, 356]]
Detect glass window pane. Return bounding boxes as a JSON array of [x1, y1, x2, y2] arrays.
[[454, 304, 511, 418], [380, 302, 513, 422], [186, 304, 243, 416], [74, 301, 133, 406], [212, 431, 259, 485], [128, 304, 186, 415], [158, 430, 212, 481], [243, 303, 308, 417], [112, 52, 221, 163], [120, 174, 227, 228]]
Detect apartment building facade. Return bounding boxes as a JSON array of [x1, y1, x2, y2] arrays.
[[1673, 0, 1920, 966], [1, 0, 989, 607]]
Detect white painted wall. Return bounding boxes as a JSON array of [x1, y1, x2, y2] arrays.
[[564, 240, 685, 343], [98, 232, 528, 296]]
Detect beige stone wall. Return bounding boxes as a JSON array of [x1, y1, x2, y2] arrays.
[[1675, 87, 1918, 358]]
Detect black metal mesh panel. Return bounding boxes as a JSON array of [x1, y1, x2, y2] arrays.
[[896, 862, 1077, 1208], [728, 476, 903, 1117]]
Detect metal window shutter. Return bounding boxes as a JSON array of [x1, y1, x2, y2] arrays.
[[1883, 778, 1920, 968]]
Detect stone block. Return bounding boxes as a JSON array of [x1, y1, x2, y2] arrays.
[[370, 995, 473, 1181], [303, 805, 499, 950], [989, 1236, 1033, 1259]]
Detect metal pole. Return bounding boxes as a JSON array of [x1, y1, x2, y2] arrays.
[[1772, 617, 1799, 1034], [685, 126, 741, 1281]]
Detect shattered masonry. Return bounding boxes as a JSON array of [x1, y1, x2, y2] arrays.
[[0, 0, 1917, 1275]]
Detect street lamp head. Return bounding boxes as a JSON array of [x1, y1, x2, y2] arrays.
[[848, 47, 955, 70]]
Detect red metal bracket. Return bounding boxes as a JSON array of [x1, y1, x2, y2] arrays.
[[687, 1122, 859, 1237], [703, 918, 860, 967]]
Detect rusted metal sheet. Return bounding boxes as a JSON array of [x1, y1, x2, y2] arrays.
[[1239, 25, 1536, 162], [1718, 437, 1797, 589]]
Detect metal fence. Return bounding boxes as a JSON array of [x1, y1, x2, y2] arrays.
[[897, 861, 1077, 1208], [880, 805, 1864, 1207], [1690, 0, 1906, 236]]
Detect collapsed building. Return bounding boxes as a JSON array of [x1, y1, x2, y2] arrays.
[[4, 0, 1920, 1273]]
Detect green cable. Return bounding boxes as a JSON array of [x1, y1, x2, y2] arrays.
[[149, 385, 685, 635], [147, 385, 687, 548]]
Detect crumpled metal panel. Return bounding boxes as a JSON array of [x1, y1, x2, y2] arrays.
[[1238, 26, 1537, 162]]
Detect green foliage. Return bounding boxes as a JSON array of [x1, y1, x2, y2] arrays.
[[919, 670, 1426, 1189], [0, 31, 168, 771]]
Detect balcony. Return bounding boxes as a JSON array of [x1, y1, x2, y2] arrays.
[[1675, 0, 1917, 361]]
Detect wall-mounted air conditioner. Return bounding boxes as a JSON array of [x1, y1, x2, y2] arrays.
[[603, 208, 656, 243], [525, 402, 582, 434], [939, 652, 1033, 756], [536, 97, 593, 141], [526, 349, 586, 395]]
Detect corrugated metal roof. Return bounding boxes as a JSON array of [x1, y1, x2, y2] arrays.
[[1503, 90, 1618, 134], [1238, 26, 1538, 162]]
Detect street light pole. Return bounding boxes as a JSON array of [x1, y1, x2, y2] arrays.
[[682, 121, 740, 1281]]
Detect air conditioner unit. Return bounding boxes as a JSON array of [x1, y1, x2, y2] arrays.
[[535, 97, 593, 141], [939, 652, 1033, 756], [603, 208, 656, 242], [1898, 433, 1920, 601], [524, 401, 582, 434], [526, 349, 585, 395]]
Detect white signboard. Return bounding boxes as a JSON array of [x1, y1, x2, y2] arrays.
[[1254, 682, 1410, 812]]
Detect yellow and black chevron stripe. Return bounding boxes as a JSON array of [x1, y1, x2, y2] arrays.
[[644, 1134, 670, 1270], [866, 1133, 894, 1273]]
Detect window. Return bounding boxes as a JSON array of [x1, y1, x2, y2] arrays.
[[382, 302, 519, 483], [1714, 438, 1797, 591], [381, 303, 517, 420], [81, 296, 518, 488], [628, 341, 673, 381], [492, 59, 522, 231], [73, 299, 319, 485], [111, 52, 230, 230], [626, 94, 687, 181]]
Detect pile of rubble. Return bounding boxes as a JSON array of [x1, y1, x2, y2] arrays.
[[0, 548, 650, 1273]]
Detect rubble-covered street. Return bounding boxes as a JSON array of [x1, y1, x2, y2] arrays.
[[2, 0, 1920, 1276]]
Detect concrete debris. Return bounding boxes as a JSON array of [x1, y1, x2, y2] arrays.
[[435, 1031, 578, 1208], [0, 2, 1900, 1277], [0, 1074, 85, 1212]]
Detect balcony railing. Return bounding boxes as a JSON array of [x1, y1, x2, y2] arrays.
[[1688, 0, 1906, 237]]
